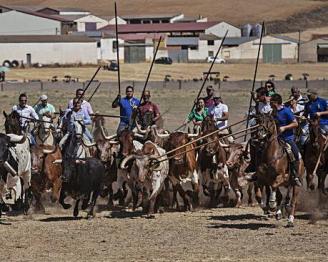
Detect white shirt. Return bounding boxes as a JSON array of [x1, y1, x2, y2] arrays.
[[258, 102, 272, 114], [293, 95, 305, 115], [12, 105, 39, 128], [211, 103, 228, 128], [67, 99, 94, 115]]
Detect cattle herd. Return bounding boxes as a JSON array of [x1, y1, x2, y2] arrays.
[[0, 111, 327, 228]]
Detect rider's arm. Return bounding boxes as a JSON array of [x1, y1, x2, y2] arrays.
[[112, 95, 121, 108], [83, 112, 92, 126], [280, 119, 298, 133], [30, 106, 39, 120], [153, 104, 161, 122]]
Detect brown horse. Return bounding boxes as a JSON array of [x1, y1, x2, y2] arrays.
[[255, 114, 305, 227], [3, 111, 22, 135], [304, 117, 328, 192]]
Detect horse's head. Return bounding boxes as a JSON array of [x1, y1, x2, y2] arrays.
[[309, 117, 320, 145], [256, 114, 277, 141], [3, 111, 22, 135]]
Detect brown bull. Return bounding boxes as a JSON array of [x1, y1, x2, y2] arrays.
[[304, 117, 328, 192], [31, 145, 62, 213], [198, 131, 231, 207], [226, 143, 254, 207], [164, 132, 199, 211]]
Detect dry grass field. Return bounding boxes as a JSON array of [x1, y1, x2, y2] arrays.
[[5, 63, 328, 82], [1, 0, 327, 25]]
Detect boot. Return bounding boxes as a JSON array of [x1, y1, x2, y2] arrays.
[[290, 161, 302, 187]]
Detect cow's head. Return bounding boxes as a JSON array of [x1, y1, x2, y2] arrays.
[[118, 130, 135, 157], [0, 134, 11, 164], [97, 140, 119, 163], [226, 144, 245, 169], [3, 111, 22, 135]]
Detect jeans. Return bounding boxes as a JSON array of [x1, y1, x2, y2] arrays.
[[284, 138, 301, 161], [117, 122, 129, 135], [320, 124, 328, 134]]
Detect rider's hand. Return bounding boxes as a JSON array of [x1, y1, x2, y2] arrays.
[[279, 126, 285, 133], [316, 112, 321, 117]]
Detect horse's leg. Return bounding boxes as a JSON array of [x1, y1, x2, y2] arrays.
[[287, 185, 299, 227], [268, 186, 277, 212], [254, 183, 264, 208], [275, 188, 283, 220], [50, 177, 61, 203], [235, 188, 242, 208], [73, 199, 80, 217]]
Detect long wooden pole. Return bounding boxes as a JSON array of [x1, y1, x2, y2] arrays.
[[78, 66, 102, 103], [176, 30, 228, 131], [154, 125, 259, 164], [114, 2, 121, 95], [87, 82, 102, 102], [129, 36, 162, 130], [244, 21, 265, 141]]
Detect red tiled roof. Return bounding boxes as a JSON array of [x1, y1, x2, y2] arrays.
[[99, 21, 220, 34], [118, 33, 166, 41]]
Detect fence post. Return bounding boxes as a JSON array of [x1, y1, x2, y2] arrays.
[[1, 82, 3, 91], [178, 79, 182, 89], [40, 81, 43, 91]]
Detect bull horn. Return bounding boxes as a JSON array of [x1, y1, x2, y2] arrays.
[[43, 146, 57, 154], [7, 134, 26, 144], [109, 140, 119, 145], [219, 141, 230, 148], [120, 155, 136, 169], [135, 122, 148, 134], [187, 127, 200, 138], [81, 138, 97, 147], [152, 125, 170, 138], [134, 133, 146, 139], [100, 126, 117, 140], [53, 159, 62, 164]]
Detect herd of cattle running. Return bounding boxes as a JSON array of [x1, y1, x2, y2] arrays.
[[0, 109, 327, 228]]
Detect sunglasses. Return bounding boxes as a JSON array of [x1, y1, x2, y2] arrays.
[[20, 99, 27, 102]]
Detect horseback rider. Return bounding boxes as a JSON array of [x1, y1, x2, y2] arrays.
[[270, 93, 302, 187], [202, 85, 216, 112], [59, 98, 93, 150], [304, 89, 328, 134], [67, 88, 94, 115], [12, 93, 39, 131], [34, 95, 56, 119], [187, 98, 208, 133], [138, 90, 161, 129], [112, 85, 140, 134]]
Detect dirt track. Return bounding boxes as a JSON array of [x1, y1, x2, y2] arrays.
[[1, 201, 328, 262]]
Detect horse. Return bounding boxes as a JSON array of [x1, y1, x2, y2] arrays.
[[254, 114, 305, 227], [304, 117, 328, 193], [4, 111, 22, 135], [34, 115, 55, 146]]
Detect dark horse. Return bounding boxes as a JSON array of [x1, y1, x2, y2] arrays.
[[304, 117, 328, 193], [254, 114, 305, 227]]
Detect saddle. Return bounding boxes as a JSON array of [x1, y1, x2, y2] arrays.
[[278, 139, 295, 162]]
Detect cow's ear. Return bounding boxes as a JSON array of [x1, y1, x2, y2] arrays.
[[3, 111, 7, 118]]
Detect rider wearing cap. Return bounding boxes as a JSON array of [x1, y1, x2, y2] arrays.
[[304, 89, 328, 134], [270, 93, 302, 187], [34, 95, 56, 119]]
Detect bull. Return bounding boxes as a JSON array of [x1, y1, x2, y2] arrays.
[[0, 133, 32, 216], [120, 141, 169, 217]]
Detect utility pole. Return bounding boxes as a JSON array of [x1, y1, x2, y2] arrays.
[[298, 30, 301, 63]]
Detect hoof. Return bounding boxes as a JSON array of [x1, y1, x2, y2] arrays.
[[286, 222, 294, 228], [275, 210, 282, 220], [61, 203, 72, 210], [145, 214, 155, 219], [73, 210, 79, 217]]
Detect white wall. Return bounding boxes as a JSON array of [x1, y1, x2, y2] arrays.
[[0, 42, 98, 64], [188, 39, 222, 60], [0, 10, 61, 35], [108, 17, 127, 25], [206, 22, 241, 38], [99, 38, 124, 61], [75, 15, 111, 31]]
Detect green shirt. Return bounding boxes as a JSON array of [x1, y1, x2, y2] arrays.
[[34, 103, 55, 118], [188, 108, 208, 122]]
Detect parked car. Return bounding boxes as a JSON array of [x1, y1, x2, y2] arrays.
[[207, 56, 226, 64], [104, 60, 119, 71], [154, 57, 173, 65]]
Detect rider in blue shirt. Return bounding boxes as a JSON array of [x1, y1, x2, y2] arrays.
[[112, 86, 140, 134], [304, 89, 328, 134], [271, 93, 302, 187]]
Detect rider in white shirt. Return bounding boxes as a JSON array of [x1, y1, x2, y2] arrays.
[[210, 96, 229, 129]]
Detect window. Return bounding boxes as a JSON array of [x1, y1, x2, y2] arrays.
[[223, 50, 230, 58], [208, 40, 214, 46], [112, 40, 118, 52], [208, 51, 214, 57], [97, 41, 101, 48], [190, 46, 198, 50]]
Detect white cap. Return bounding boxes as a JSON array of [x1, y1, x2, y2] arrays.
[[40, 95, 48, 101]]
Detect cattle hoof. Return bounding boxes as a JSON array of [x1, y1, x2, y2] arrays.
[[73, 210, 79, 217], [87, 214, 95, 219], [309, 184, 315, 191], [275, 210, 282, 220], [61, 203, 72, 210], [145, 214, 155, 219]]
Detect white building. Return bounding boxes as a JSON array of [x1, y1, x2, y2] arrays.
[[205, 22, 241, 38], [0, 35, 98, 65], [222, 35, 299, 63]]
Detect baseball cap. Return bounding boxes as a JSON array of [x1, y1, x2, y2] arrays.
[[40, 95, 48, 101], [306, 89, 318, 95]]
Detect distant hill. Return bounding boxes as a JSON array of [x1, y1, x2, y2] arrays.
[[0, 0, 327, 32]]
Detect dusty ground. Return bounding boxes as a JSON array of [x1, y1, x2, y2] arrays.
[[5, 63, 328, 82], [1, 202, 328, 261]]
